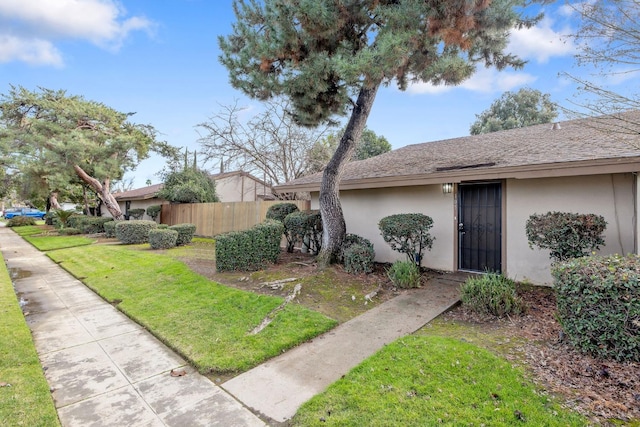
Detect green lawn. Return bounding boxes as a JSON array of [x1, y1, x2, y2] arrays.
[[9, 225, 95, 251], [47, 245, 337, 373], [292, 335, 588, 427], [0, 254, 60, 426]]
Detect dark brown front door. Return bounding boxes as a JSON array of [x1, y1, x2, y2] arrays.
[[458, 182, 502, 272]]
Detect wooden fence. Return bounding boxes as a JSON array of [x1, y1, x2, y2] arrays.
[[160, 200, 310, 237]]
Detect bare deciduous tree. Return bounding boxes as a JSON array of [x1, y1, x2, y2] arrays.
[[197, 99, 333, 199]]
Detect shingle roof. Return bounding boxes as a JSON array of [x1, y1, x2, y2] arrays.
[[277, 111, 640, 192], [113, 183, 163, 201]]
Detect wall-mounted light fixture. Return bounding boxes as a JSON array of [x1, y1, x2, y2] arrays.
[[442, 183, 453, 194]]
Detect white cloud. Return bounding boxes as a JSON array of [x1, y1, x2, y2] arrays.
[[0, 35, 63, 67], [0, 0, 155, 66], [507, 18, 576, 63], [407, 67, 537, 95]]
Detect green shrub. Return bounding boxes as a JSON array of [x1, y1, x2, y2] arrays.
[[284, 210, 322, 255], [103, 220, 121, 238], [552, 254, 640, 361], [44, 211, 56, 225], [82, 217, 113, 234], [378, 213, 434, 266], [58, 227, 82, 236], [127, 208, 146, 220], [53, 209, 76, 228], [460, 273, 525, 317], [148, 229, 178, 249], [6, 216, 37, 227], [266, 203, 299, 252], [157, 224, 169, 229], [216, 219, 284, 271], [115, 220, 158, 244], [146, 204, 162, 221], [169, 223, 197, 246], [67, 215, 89, 230], [526, 211, 607, 262], [387, 260, 421, 288], [343, 243, 375, 274], [340, 233, 373, 262]]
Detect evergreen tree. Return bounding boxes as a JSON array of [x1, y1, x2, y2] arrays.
[[220, 0, 539, 265]]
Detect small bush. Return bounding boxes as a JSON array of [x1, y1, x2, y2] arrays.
[[169, 223, 197, 246], [58, 227, 82, 236], [379, 213, 434, 266], [128, 208, 146, 220], [146, 204, 162, 221], [44, 211, 56, 225], [460, 273, 525, 317], [103, 220, 121, 238], [67, 215, 89, 230], [526, 211, 607, 262], [148, 229, 178, 249], [340, 233, 374, 262], [157, 224, 169, 229], [343, 243, 375, 274], [216, 219, 284, 271], [53, 209, 76, 228], [82, 217, 113, 234], [266, 202, 300, 252], [552, 254, 640, 361], [6, 216, 36, 227], [284, 210, 322, 255], [387, 260, 421, 288], [115, 220, 158, 244]]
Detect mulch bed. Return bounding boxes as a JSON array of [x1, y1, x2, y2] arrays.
[[441, 286, 640, 425]]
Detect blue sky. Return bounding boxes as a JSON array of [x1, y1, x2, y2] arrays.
[[1, 0, 635, 188]]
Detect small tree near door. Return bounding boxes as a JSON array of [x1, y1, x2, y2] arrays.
[[379, 213, 435, 267]]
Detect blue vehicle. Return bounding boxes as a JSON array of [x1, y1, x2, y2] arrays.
[[3, 207, 47, 220]]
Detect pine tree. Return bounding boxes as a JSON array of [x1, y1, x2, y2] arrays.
[[220, 0, 539, 265]]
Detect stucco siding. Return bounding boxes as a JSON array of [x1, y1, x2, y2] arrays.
[[505, 173, 635, 285], [313, 185, 455, 270], [215, 175, 270, 202]]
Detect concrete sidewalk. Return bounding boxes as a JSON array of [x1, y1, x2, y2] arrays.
[[1, 226, 265, 427], [222, 275, 462, 423], [2, 225, 462, 425]]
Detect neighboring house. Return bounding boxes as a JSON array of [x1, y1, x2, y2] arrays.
[[108, 171, 273, 220], [276, 111, 640, 285], [112, 183, 164, 221], [210, 170, 274, 202]]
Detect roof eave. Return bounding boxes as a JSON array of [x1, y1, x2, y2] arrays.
[[275, 157, 640, 192]]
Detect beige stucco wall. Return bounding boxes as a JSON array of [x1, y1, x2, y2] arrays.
[[216, 175, 270, 202], [312, 185, 456, 271], [505, 173, 636, 285]]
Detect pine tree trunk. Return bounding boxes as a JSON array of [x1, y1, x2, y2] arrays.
[[316, 81, 381, 268], [72, 165, 124, 220], [48, 192, 62, 210]]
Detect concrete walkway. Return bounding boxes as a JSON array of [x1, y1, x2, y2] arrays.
[[2, 225, 462, 425], [1, 227, 265, 427], [222, 276, 461, 423]]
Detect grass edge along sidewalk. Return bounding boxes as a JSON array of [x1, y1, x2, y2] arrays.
[[0, 253, 60, 427], [47, 244, 337, 374]]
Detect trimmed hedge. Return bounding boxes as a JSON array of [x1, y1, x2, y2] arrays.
[[82, 217, 113, 234], [67, 215, 89, 230], [128, 208, 146, 220], [284, 210, 322, 255], [146, 204, 162, 221], [115, 220, 158, 244], [378, 213, 434, 266], [552, 254, 640, 361], [343, 243, 375, 274], [216, 219, 284, 271], [103, 220, 121, 238], [266, 202, 299, 252], [148, 229, 178, 249], [526, 211, 607, 262], [6, 216, 37, 227], [460, 273, 525, 317], [169, 223, 196, 246]]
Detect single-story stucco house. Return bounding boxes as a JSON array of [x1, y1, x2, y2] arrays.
[[108, 171, 274, 220], [277, 111, 640, 285]]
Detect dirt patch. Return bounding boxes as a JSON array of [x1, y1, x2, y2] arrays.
[[440, 286, 640, 425]]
